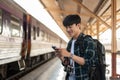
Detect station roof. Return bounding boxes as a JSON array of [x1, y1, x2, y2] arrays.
[[40, 0, 120, 39], [12, 0, 120, 42]]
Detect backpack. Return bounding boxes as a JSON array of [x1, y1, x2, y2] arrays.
[[81, 35, 106, 80]]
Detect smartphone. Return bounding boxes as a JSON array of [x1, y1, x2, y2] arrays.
[[52, 46, 58, 50]]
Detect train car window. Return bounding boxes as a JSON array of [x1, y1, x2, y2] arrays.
[[44, 32, 47, 41], [45, 33, 48, 41], [47, 34, 50, 42], [0, 9, 2, 34], [31, 26, 33, 40], [40, 30, 45, 41], [37, 27, 39, 37], [10, 15, 21, 37], [33, 26, 36, 40], [46, 33, 49, 41]]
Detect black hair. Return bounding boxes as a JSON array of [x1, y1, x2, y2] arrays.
[[63, 14, 81, 27]]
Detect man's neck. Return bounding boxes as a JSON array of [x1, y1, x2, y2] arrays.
[[73, 31, 81, 39]]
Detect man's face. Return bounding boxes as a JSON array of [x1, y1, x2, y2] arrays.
[[66, 23, 80, 38]]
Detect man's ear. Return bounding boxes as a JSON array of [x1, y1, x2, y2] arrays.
[[77, 23, 81, 30]]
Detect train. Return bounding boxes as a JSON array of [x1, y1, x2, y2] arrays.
[[0, 0, 67, 79]]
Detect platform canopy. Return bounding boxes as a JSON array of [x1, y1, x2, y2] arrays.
[[40, 0, 120, 39]]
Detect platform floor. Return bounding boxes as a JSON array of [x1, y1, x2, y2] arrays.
[[20, 58, 66, 80], [20, 53, 120, 80]]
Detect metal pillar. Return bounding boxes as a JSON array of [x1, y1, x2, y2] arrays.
[[96, 20, 99, 40], [110, 0, 119, 80]]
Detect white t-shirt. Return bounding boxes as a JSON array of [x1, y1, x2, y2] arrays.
[[69, 39, 76, 80]]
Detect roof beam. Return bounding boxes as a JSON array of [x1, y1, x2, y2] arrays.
[[45, 8, 91, 17], [73, 0, 111, 28]]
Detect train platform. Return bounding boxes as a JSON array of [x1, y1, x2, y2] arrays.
[[20, 53, 120, 80], [19, 57, 66, 80]]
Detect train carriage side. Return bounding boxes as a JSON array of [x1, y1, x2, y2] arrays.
[[26, 15, 65, 66], [0, 0, 67, 79], [0, 0, 23, 65], [0, 0, 24, 79]]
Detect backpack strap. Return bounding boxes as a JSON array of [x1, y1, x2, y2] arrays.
[[77, 34, 92, 53]]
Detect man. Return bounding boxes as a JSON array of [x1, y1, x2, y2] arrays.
[[56, 14, 96, 80]]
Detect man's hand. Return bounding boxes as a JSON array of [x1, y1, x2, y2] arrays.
[[57, 48, 71, 57]]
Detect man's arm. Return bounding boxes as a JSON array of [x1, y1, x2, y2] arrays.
[[57, 48, 85, 65]]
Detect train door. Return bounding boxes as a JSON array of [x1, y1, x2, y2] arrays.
[[20, 13, 31, 68], [20, 14, 27, 59], [21, 14, 31, 58], [26, 14, 32, 67], [26, 14, 31, 59]]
